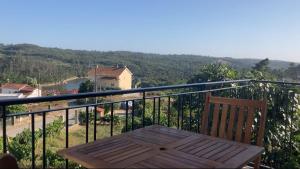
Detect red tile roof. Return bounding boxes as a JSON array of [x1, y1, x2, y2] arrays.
[[20, 86, 35, 93], [1, 83, 27, 90], [87, 66, 132, 77]]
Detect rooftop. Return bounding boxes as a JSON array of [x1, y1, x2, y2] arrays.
[[1, 83, 28, 90], [87, 66, 132, 77]]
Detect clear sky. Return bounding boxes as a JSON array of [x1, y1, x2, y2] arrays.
[[1, 0, 300, 62]]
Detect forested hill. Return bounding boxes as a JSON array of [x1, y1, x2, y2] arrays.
[[0, 43, 295, 86]]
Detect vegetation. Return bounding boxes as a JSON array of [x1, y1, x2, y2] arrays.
[[187, 61, 300, 168], [0, 55, 299, 168], [0, 43, 296, 87], [6, 105, 27, 114], [78, 80, 94, 93]]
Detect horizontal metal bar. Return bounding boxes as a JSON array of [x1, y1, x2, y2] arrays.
[[5, 98, 143, 118], [145, 85, 250, 99], [5, 85, 250, 118], [253, 80, 300, 86], [0, 79, 251, 106]]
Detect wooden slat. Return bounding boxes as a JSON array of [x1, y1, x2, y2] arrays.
[[254, 102, 267, 169], [256, 102, 267, 146], [209, 96, 265, 108], [218, 104, 229, 138], [188, 141, 218, 154], [244, 107, 255, 144], [210, 103, 221, 137], [201, 93, 211, 134], [209, 145, 240, 161], [226, 105, 236, 140], [216, 146, 246, 162], [235, 106, 245, 142], [201, 143, 231, 159], [180, 139, 210, 153], [195, 142, 225, 156]]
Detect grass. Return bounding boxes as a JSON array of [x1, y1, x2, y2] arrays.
[[17, 122, 125, 168], [48, 123, 124, 149]]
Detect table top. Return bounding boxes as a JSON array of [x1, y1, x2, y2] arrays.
[[58, 125, 264, 168]]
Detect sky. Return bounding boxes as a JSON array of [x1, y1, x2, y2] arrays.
[[0, 0, 300, 62]]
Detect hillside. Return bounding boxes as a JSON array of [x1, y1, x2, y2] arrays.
[[0, 43, 295, 87]]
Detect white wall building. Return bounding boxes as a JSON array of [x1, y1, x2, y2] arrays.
[[0, 83, 42, 99], [0, 93, 25, 100]]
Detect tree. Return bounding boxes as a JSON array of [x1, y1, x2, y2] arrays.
[[252, 58, 270, 72], [26, 77, 38, 87], [78, 80, 94, 93], [243, 58, 276, 80], [188, 63, 237, 83]]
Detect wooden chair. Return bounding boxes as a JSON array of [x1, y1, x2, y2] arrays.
[[0, 154, 19, 169], [201, 93, 267, 169]]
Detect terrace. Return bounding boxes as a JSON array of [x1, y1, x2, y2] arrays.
[[0, 79, 299, 168]]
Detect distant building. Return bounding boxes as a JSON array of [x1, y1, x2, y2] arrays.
[[0, 83, 42, 100], [44, 89, 79, 96], [87, 66, 133, 90]]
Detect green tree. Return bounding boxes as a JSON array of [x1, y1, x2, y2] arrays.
[[7, 105, 27, 114], [243, 58, 276, 80], [26, 77, 38, 87], [252, 58, 270, 72], [78, 80, 94, 93], [188, 63, 237, 83]]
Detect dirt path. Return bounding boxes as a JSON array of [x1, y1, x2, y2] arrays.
[[40, 76, 79, 87]]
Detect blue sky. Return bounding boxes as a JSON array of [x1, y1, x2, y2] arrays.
[[1, 0, 300, 62]]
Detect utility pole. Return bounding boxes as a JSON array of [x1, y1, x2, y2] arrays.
[[94, 66, 97, 93], [94, 65, 97, 104]]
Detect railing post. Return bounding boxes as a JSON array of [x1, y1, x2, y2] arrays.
[[94, 105, 97, 141], [125, 101, 128, 132], [85, 106, 89, 143], [2, 105, 7, 154], [75, 110, 78, 124], [167, 96, 171, 127], [42, 109, 47, 169], [132, 100, 135, 131], [31, 114, 35, 169], [65, 109, 69, 169], [197, 93, 201, 133], [110, 103, 114, 136], [181, 95, 184, 129], [152, 98, 155, 125], [177, 95, 180, 129], [142, 92, 145, 127], [158, 97, 161, 125], [283, 85, 289, 161], [189, 94, 192, 131]]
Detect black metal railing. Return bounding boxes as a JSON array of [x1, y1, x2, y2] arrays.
[[0, 79, 299, 169]]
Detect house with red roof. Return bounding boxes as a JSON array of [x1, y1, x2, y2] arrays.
[[0, 83, 41, 100], [87, 65, 133, 90]]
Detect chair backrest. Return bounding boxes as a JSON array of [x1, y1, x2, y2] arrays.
[[201, 93, 267, 147], [0, 154, 19, 169]]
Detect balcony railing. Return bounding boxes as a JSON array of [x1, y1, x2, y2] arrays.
[[0, 79, 299, 168]]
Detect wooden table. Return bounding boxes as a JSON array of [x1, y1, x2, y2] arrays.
[[58, 125, 264, 168]]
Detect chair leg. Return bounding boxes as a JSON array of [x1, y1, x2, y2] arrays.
[[253, 156, 261, 169]]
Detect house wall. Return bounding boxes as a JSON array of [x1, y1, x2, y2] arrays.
[[27, 89, 42, 98], [0, 93, 24, 100], [96, 76, 118, 89], [1, 88, 19, 94], [87, 68, 132, 90], [118, 69, 132, 90]]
